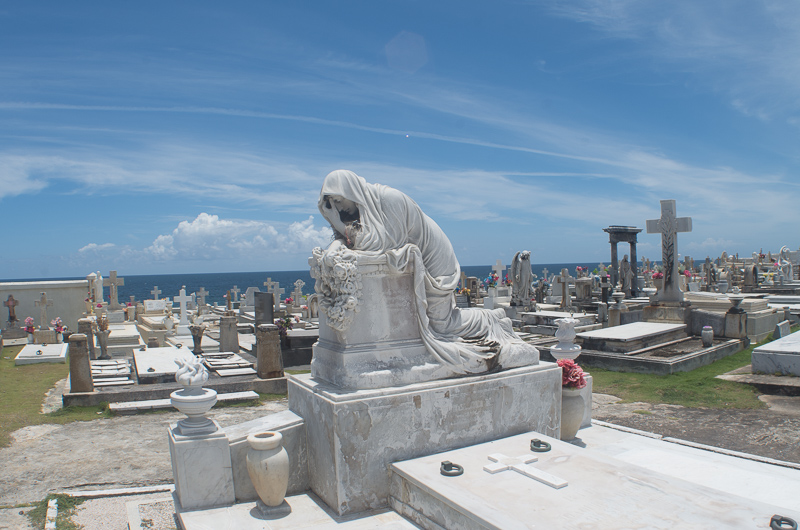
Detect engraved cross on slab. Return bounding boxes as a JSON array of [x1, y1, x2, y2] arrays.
[[646, 200, 692, 303], [483, 453, 568, 489]]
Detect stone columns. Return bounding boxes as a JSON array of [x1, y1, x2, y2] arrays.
[[256, 324, 283, 379], [219, 315, 240, 353], [630, 242, 639, 298], [68, 333, 94, 393], [77, 318, 95, 359], [610, 243, 619, 289]]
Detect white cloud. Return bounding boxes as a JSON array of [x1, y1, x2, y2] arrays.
[[143, 213, 332, 262], [78, 242, 116, 253]]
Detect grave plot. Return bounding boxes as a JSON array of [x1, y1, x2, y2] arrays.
[[575, 322, 743, 375], [202, 352, 256, 377], [14, 343, 68, 365], [91, 359, 134, 387], [167, 335, 220, 353], [106, 323, 145, 356], [133, 346, 197, 384]]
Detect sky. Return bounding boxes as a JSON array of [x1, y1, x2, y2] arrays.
[[2, 1, 799, 279]]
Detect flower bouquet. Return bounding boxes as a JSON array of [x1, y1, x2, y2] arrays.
[[50, 317, 65, 333], [24, 316, 35, 334], [557, 358, 586, 389]]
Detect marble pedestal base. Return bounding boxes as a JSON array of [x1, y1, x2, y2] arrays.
[[169, 420, 235, 511], [288, 364, 561, 516]]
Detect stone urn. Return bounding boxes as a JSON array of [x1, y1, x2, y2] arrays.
[[170, 357, 217, 436], [246, 431, 290, 512], [560, 387, 584, 441], [701, 326, 714, 348], [717, 280, 729, 294], [550, 317, 582, 361], [96, 330, 111, 360]]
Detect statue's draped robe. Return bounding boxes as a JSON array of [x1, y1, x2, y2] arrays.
[[319, 170, 536, 374]]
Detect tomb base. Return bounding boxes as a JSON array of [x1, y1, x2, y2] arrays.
[[288, 364, 561, 516], [642, 301, 692, 324]]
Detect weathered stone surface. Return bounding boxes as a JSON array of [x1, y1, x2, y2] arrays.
[[288, 364, 561, 516], [68, 333, 93, 393]]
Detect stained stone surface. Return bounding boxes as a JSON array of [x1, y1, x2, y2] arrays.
[[752, 329, 800, 376], [288, 364, 561, 516], [14, 343, 68, 365], [390, 427, 800, 530]]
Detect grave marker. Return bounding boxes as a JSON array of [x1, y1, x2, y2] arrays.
[[197, 287, 209, 314], [646, 200, 692, 303], [231, 285, 240, 302], [555, 269, 574, 309], [34, 292, 53, 328], [4, 294, 19, 324], [174, 287, 192, 327], [103, 270, 125, 309], [263, 278, 285, 312], [493, 260, 506, 286], [483, 452, 568, 489], [151, 285, 162, 300]]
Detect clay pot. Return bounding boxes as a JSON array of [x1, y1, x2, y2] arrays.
[[246, 431, 289, 507], [560, 387, 584, 441]]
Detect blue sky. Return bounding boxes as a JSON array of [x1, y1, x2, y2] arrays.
[[2, 1, 799, 279]]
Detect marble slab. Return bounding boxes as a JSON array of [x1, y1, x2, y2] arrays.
[[133, 347, 195, 383], [390, 428, 800, 529], [752, 329, 800, 376], [215, 367, 257, 377], [578, 322, 686, 341], [168, 335, 220, 353], [176, 492, 416, 530], [14, 343, 68, 365]]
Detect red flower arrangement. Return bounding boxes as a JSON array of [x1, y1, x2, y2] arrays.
[[652, 272, 664, 279], [557, 359, 587, 389]]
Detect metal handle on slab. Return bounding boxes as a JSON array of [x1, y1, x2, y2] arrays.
[[771, 515, 797, 530], [530, 439, 551, 452], [440, 461, 463, 477]]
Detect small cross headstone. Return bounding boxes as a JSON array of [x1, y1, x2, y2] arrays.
[[35, 292, 54, 328], [292, 279, 306, 305], [174, 287, 192, 326], [646, 200, 692, 303], [231, 285, 241, 302], [95, 271, 104, 304], [541, 268, 549, 281], [555, 268, 574, 309], [151, 285, 162, 300], [459, 271, 467, 289], [493, 260, 506, 286], [483, 452, 567, 489], [197, 287, 209, 314], [264, 278, 285, 312], [4, 295, 19, 324], [103, 270, 125, 309]]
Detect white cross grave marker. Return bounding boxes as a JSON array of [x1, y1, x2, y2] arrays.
[[103, 270, 125, 309], [197, 287, 209, 314], [555, 268, 574, 309], [174, 287, 192, 326], [151, 286, 162, 300], [646, 200, 692, 303], [231, 285, 240, 302], [264, 278, 284, 312], [35, 292, 53, 329], [483, 453, 568, 489], [493, 260, 506, 286]]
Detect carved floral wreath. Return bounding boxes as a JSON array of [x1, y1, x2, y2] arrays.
[[309, 245, 363, 332]]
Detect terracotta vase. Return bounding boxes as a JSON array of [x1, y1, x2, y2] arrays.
[[246, 431, 289, 507], [560, 387, 584, 441]]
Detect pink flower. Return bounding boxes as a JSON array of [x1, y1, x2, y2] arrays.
[[557, 359, 587, 389]]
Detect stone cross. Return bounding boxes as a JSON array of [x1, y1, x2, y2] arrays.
[[292, 279, 305, 306], [646, 200, 692, 303], [493, 260, 506, 286], [4, 294, 19, 323], [541, 268, 549, 281], [95, 271, 104, 304], [231, 285, 240, 302], [263, 278, 284, 312], [103, 271, 125, 309], [483, 453, 567, 489], [555, 268, 574, 309], [35, 292, 54, 328], [174, 287, 192, 326], [459, 271, 467, 289], [151, 285, 162, 300], [197, 287, 209, 314]]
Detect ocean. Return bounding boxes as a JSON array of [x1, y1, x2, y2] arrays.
[[2, 261, 623, 305]]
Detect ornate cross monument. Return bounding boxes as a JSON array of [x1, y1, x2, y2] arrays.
[[103, 270, 125, 309], [4, 294, 19, 325], [230, 285, 240, 302], [197, 287, 209, 314], [646, 200, 692, 303]]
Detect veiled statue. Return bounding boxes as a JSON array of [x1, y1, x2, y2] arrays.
[[310, 170, 538, 382], [510, 251, 534, 308]]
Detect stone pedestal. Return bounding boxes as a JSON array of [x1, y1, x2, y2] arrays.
[[68, 333, 94, 393], [33, 329, 56, 344], [288, 364, 561, 516], [256, 324, 283, 379], [77, 318, 95, 359], [642, 301, 692, 325], [219, 315, 240, 353], [168, 421, 235, 511]]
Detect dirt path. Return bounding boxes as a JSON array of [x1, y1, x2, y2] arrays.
[[2, 394, 799, 508]]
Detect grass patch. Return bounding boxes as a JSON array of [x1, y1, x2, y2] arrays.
[[285, 369, 310, 375], [26, 493, 85, 530], [587, 329, 799, 409], [0, 345, 112, 448]]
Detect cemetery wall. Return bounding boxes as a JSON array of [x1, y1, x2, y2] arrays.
[[1, 280, 87, 332]]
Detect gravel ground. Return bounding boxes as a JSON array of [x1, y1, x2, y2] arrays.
[[2, 389, 799, 529]]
